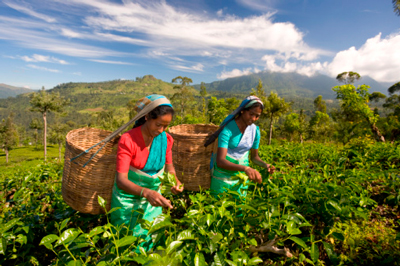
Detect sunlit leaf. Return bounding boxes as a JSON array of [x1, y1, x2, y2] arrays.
[[40, 234, 59, 246], [194, 252, 206, 266], [166, 240, 183, 255], [115, 236, 137, 248]]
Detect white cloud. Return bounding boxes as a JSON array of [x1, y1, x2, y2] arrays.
[[172, 63, 204, 72], [20, 54, 69, 64], [61, 28, 82, 38], [4, 1, 56, 23], [327, 33, 400, 83], [217, 67, 260, 79], [27, 64, 60, 73], [88, 59, 135, 65], [235, 0, 276, 12]]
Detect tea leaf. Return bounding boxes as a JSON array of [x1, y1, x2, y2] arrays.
[[166, 240, 183, 255], [115, 236, 137, 248], [40, 234, 59, 246], [289, 236, 307, 249], [194, 252, 206, 266]]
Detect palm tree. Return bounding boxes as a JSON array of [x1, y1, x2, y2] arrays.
[[393, 0, 400, 16]]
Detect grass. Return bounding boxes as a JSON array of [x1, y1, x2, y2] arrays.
[[0, 145, 65, 173]]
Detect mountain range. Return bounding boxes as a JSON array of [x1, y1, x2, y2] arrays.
[[195, 71, 392, 99], [0, 83, 34, 98]]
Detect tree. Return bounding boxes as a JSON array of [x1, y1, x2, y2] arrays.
[[29, 87, 70, 161], [332, 84, 385, 142], [393, 0, 400, 16], [171, 76, 194, 118], [0, 114, 19, 163], [308, 111, 332, 142], [264, 92, 291, 145], [200, 82, 208, 122], [283, 113, 300, 142], [29, 118, 43, 147], [313, 95, 327, 113], [382, 81, 400, 142], [49, 123, 68, 161], [336, 71, 361, 84]]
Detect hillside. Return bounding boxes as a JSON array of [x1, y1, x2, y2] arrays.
[[0, 83, 33, 98], [0, 75, 198, 130], [196, 71, 391, 99]]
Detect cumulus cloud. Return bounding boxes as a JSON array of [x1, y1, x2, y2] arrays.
[[261, 53, 328, 77], [27, 64, 60, 73], [20, 54, 69, 64], [217, 67, 261, 79], [326, 33, 400, 83]]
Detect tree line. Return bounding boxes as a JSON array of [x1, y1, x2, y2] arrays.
[[1, 72, 399, 163]]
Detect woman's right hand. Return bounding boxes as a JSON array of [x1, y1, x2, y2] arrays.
[[142, 188, 173, 209], [244, 167, 262, 184]]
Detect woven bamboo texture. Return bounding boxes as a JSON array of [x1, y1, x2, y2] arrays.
[[168, 124, 218, 191], [62, 128, 120, 214]]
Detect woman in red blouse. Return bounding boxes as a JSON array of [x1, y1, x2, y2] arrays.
[[110, 94, 183, 251]]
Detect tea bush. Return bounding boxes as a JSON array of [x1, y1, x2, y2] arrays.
[[0, 142, 399, 265]]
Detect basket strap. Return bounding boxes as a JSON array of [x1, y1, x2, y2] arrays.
[[71, 98, 171, 167]]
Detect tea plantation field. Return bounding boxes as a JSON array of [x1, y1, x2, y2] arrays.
[[0, 140, 399, 265]]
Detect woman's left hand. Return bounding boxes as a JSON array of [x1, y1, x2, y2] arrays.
[[266, 164, 276, 175], [171, 180, 184, 194]]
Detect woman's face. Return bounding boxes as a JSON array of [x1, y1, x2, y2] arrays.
[[241, 106, 262, 126], [146, 113, 173, 138]]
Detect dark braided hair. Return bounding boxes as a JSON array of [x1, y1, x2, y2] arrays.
[[133, 105, 175, 128]]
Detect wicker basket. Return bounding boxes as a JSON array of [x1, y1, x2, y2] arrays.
[[62, 128, 120, 214], [168, 124, 218, 191]]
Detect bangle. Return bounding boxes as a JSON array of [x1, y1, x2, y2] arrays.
[[140, 188, 145, 198], [244, 166, 250, 172]]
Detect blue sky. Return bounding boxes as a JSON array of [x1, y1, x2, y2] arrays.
[[0, 0, 399, 90]]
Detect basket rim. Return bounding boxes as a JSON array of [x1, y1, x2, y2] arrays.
[[168, 123, 218, 137], [65, 127, 117, 154]]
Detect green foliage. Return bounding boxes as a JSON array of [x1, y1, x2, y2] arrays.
[[393, 0, 400, 16], [336, 71, 361, 85], [0, 114, 19, 163], [264, 91, 291, 145], [1, 142, 400, 265], [332, 84, 385, 142]]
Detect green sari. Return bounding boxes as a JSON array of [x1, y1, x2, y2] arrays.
[[110, 131, 167, 251]]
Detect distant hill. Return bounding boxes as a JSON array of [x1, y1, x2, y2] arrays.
[[0, 83, 33, 98], [0, 75, 197, 130], [196, 72, 391, 99]]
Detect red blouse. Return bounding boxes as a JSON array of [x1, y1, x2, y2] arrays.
[[116, 126, 173, 173]]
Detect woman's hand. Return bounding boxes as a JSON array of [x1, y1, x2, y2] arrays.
[[266, 164, 276, 175], [171, 180, 184, 194], [142, 188, 173, 209], [244, 167, 262, 184]]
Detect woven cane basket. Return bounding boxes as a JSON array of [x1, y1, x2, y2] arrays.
[[168, 124, 218, 191], [62, 128, 120, 214]]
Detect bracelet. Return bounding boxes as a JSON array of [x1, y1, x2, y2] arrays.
[[140, 188, 145, 198], [244, 166, 250, 172]]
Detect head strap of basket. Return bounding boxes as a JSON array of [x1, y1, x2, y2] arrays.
[[71, 94, 173, 166], [204, 95, 263, 147]]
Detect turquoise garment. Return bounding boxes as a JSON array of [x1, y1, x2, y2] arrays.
[[110, 131, 167, 252], [210, 122, 258, 198], [218, 120, 260, 151]]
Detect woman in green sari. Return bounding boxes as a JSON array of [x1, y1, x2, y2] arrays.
[[206, 96, 275, 197], [110, 94, 183, 251]]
